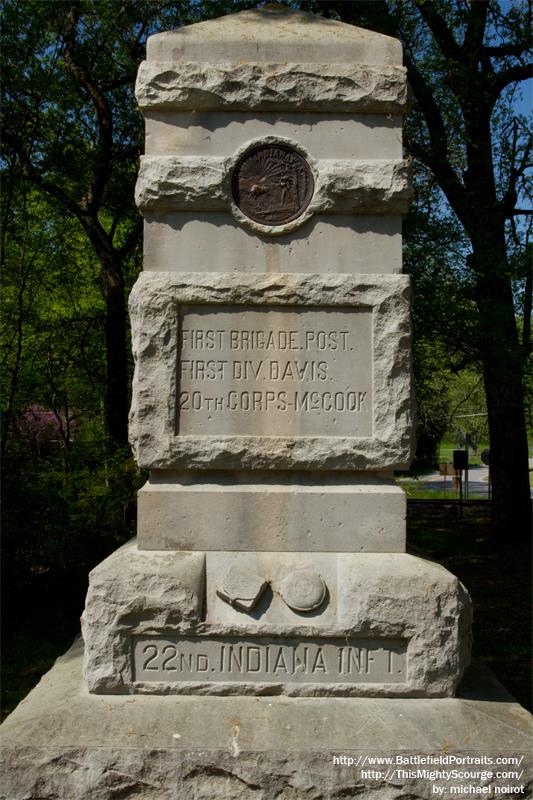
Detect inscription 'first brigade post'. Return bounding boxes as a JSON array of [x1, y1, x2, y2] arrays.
[[80, 2, 472, 700], [3, 7, 532, 799]]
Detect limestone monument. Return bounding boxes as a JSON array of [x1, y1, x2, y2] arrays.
[[81, 1, 472, 699], [2, 7, 531, 799]]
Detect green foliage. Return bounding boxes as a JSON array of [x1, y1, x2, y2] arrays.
[[404, 207, 480, 465], [405, 204, 491, 465], [447, 370, 489, 447], [0, 0, 259, 649], [1, 183, 103, 431], [1, 430, 142, 608]]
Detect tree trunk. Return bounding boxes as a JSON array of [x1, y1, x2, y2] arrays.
[[102, 264, 129, 447], [84, 218, 130, 448], [460, 97, 532, 537], [471, 237, 531, 536]]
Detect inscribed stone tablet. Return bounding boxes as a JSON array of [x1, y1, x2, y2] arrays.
[[128, 272, 415, 470], [177, 305, 372, 437], [133, 635, 407, 685]]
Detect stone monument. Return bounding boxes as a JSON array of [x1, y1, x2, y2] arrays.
[[2, 7, 531, 799], [81, 1, 472, 700]]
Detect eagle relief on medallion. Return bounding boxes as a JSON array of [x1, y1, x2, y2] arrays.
[[232, 144, 314, 225]]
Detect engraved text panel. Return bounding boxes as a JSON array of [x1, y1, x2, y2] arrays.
[[133, 635, 407, 684], [177, 305, 372, 437]]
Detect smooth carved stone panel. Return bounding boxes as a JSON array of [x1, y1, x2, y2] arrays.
[[135, 61, 409, 113], [133, 635, 407, 685], [137, 474, 406, 552], [177, 305, 372, 438], [129, 272, 415, 470], [143, 112, 403, 161], [142, 213, 403, 275]]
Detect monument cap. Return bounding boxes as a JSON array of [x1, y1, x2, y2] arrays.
[[146, 5, 402, 65]]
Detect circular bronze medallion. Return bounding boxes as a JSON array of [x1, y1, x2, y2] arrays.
[[232, 144, 314, 226]]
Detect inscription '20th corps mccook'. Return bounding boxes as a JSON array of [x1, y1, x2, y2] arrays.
[[133, 636, 407, 685], [177, 305, 373, 437]]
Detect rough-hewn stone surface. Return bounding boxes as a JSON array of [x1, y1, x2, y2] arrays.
[[81, 541, 205, 693], [1, 640, 531, 800], [338, 553, 472, 698], [136, 61, 409, 113], [82, 543, 471, 697], [128, 272, 416, 471], [135, 153, 412, 225]]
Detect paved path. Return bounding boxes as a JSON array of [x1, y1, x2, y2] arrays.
[[422, 465, 490, 497], [418, 458, 533, 498]]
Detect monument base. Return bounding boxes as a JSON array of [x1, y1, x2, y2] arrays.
[[137, 471, 406, 552], [81, 540, 471, 697], [1, 639, 531, 800]]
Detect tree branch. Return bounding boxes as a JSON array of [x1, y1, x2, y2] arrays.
[[2, 127, 81, 218], [464, 1, 488, 59], [490, 62, 533, 99], [485, 42, 530, 57], [118, 215, 142, 260], [61, 10, 113, 215], [415, 0, 463, 61], [98, 74, 136, 92], [403, 53, 467, 222], [523, 259, 532, 355], [500, 122, 527, 210], [502, 130, 533, 217]]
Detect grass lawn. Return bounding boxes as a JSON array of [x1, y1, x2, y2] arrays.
[[1, 504, 531, 718], [398, 479, 486, 501], [438, 443, 488, 468]]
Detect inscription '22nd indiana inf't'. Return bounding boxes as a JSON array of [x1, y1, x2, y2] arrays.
[[133, 636, 407, 685], [177, 305, 373, 438]]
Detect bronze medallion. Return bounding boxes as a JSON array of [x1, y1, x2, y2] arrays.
[[232, 144, 314, 225]]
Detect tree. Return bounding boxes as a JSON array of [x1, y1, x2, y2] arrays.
[[1, 176, 106, 459], [1, 0, 252, 446], [305, 0, 532, 535], [3, 1, 136, 444], [404, 205, 479, 465], [3, 0, 531, 533]]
